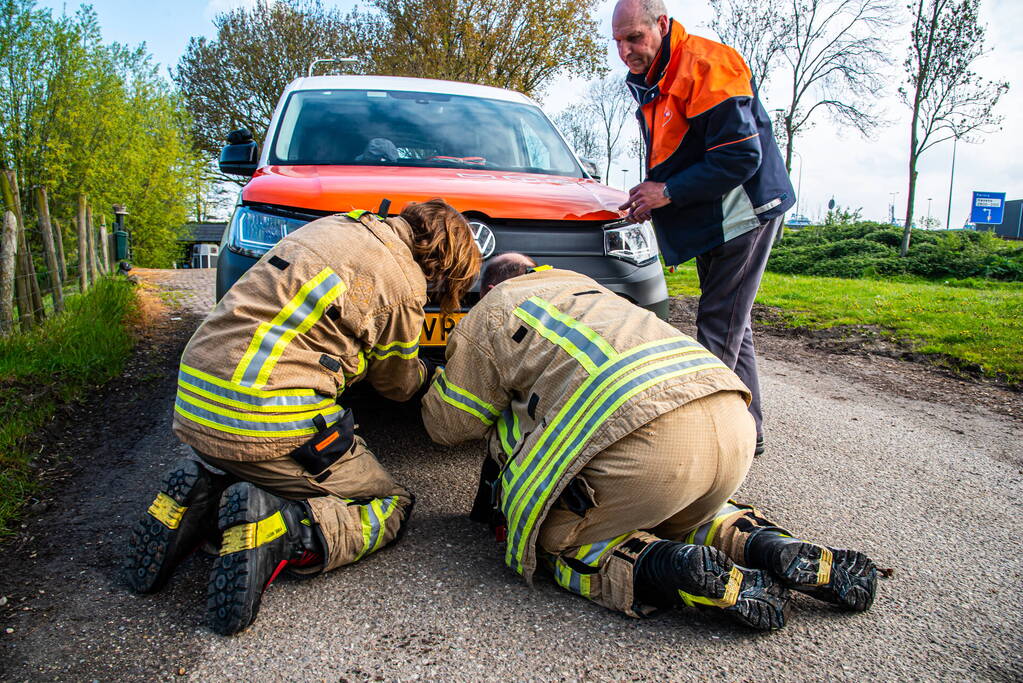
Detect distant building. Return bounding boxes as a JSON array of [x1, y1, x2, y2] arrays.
[[975, 199, 1022, 240], [178, 222, 226, 268]]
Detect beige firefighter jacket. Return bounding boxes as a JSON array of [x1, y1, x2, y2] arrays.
[[421, 268, 750, 581], [173, 211, 428, 461]]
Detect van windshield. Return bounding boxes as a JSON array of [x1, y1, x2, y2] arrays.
[[269, 89, 584, 178]]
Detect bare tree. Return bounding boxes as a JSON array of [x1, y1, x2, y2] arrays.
[[709, 0, 788, 90], [583, 76, 634, 182], [553, 104, 600, 161], [898, 0, 1007, 255], [174, 0, 361, 161], [774, 0, 895, 172]]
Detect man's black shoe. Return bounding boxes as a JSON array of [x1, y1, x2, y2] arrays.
[[635, 541, 790, 630], [207, 482, 320, 635], [124, 458, 225, 593], [747, 532, 878, 611]]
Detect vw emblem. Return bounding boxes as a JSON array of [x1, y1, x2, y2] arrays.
[[470, 220, 496, 259]]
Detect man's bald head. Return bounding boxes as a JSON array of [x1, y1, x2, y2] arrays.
[[480, 252, 536, 296], [612, 0, 670, 75]]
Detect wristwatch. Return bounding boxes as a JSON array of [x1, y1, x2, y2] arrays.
[[662, 184, 672, 202]]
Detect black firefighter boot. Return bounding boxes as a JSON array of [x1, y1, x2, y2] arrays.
[[744, 528, 878, 611], [207, 482, 325, 636], [124, 458, 228, 593], [634, 541, 790, 630]]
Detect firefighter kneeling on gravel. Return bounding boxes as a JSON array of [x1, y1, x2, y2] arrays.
[[124, 199, 480, 635], [422, 253, 877, 630]]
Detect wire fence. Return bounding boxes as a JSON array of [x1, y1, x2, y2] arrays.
[[1, 170, 122, 336]]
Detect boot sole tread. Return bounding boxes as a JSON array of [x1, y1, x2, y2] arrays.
[[124, 460, 207, 594]]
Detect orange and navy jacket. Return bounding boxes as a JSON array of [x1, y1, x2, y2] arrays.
[[626, 20, 795, 265]]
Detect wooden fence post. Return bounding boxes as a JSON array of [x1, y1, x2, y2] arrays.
[[86, 202, 99, 282], [52, 217, 67, 283], [2, 170, 39, 329], [98, 216, 110, 273], [77, 194, 88, 292], [0, 210, 16, 334], [35, 187, 64, 314]]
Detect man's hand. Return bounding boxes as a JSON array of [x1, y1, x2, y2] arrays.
[[618, 181, 670, 222]]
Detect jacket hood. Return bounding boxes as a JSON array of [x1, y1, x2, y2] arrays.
[[242, 165, 628, 222]]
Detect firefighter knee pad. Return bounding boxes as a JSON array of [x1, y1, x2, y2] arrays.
[[124, 458, 228, 594], [635, 541, 790, 631], [207, 482, 320, 635]]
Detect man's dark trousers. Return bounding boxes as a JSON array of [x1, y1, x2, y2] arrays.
[[694, 217, 781, 439]]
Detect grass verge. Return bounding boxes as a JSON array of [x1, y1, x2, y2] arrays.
[[664, 263, 1023, 384], [0, 277, 140, 536]]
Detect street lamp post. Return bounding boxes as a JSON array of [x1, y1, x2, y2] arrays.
[[888, 192, 900, 224], [790, 150, 804, 217], [927, 197, 932, 228], [945, 136, 958, 230], [621, 169, 628, 190]]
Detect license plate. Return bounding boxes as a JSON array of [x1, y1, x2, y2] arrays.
[[420, 312, 465, 346]]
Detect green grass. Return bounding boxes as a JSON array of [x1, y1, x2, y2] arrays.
[[0, 277, 139, 535], [664, 264, 1023, 383]]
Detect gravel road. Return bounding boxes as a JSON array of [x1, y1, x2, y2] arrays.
[[0, 268, 1020, 682]]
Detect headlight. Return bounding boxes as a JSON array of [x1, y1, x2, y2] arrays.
[[226, 206, 309, 258], [604, 222, 659, 265]]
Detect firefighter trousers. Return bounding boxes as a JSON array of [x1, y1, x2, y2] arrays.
[[199, 434, 411, 573], [537, 389, 779, 616]]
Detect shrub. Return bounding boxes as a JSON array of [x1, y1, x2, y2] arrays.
[[768, 221, 1023, 282]]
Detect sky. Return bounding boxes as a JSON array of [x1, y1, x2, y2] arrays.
[[36, 0, 1023, 227]]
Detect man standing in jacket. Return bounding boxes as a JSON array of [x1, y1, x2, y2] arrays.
[[613, 0, 795, 456], [422, 254, 876, 631]]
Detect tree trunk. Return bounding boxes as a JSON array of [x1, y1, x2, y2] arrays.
[[0, 210, 16, 335], [35, 187, 64, 314], [77, 194, 89, 292], [53, 217, 67, 283]]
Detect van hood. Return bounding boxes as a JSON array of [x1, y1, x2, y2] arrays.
[[242, 165, 629, 222]]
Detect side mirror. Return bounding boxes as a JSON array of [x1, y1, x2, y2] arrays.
[[219, 128, 259, 176], [579, 157, 601, 182]]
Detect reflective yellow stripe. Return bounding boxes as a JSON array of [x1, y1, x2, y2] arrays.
[[368, 338, 420, 361], [679, 566, 743, 608], [220, 511, 288, 555], [148, 492, 186, 530], [232, 268, 346, 388], [431, 369, 500, 425], [532, 264, 552, 271], [174, 404, 327, 437], [177, 379, 335, 413], [346, 210, 368, 219], [176, 390, 334, 424], [513, 297, 616, 374], [817, 547, 833, 586], [180, 363, 318, 397]]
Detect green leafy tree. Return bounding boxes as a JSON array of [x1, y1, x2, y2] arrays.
[[898, 0, 1008, 256], [360, 0, 605, 97], [1, 1, 205, 268]]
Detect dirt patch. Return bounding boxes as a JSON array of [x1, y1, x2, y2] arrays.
[[669, 296, 1023, 422]]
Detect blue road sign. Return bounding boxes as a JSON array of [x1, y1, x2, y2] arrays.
[[971, 191, 1006, 224]]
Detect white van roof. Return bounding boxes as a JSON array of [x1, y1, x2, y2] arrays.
[[285, 75, 537, 106]]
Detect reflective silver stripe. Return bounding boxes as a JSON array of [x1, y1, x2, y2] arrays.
[[753, 197, 783, 214], [177, 370, 330, 411], [689, 503, 744, 546], [504, 349, 724, 573], [515, 299, 613, 370], [175, 395, 341, 436], [433, 371, 500, 425], [236, 272, 345, 386]]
